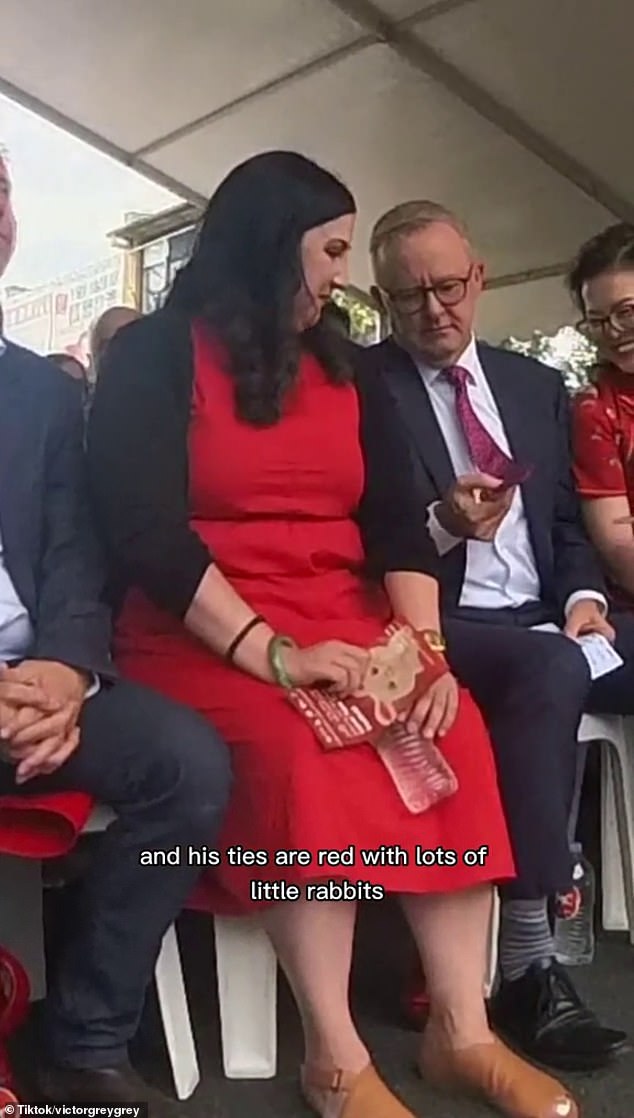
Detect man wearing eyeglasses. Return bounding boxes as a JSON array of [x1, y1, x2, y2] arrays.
[[361, 200, 634, 1075]]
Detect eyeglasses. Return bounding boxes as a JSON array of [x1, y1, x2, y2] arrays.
[[577, 301, 634, 339], [382, 266, 473, 316]]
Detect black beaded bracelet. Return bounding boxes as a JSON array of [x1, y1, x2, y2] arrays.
[[225, 615, 266, 664]]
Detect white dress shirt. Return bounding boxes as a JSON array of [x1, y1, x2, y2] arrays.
[[0, 536, 35, 659], [419, 337, 606, 617]]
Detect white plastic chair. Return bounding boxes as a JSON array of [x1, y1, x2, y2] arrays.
[[484, 888, 500, 998], [576, 713, 634, 941], [222, 713, 634, 1048], [0, 805, 279, 1094], [84, 814, 279, 1079], [213, 915, 277, 1078], [0, 806, 199, 1098], [484, 713, 634, 991]]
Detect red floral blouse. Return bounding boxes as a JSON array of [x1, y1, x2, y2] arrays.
[[573, 367, 634, 503], [572, 365, 634, 608]]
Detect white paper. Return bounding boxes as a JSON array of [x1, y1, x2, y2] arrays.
[[575, 632, 624, 680], [530, 623, 623, 680]]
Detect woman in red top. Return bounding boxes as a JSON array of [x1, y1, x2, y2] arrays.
[[88, 152, 574, 1118], [571, 223, 634, 608]]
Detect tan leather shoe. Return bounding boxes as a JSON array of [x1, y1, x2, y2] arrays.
[[418, 1035, 578, 1118], [302, 1062, 418, 1117]]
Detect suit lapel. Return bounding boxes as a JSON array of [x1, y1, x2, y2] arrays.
[[378, 338, 455, 497]]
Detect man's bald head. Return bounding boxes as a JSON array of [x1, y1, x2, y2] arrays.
[[91, 305, 141, 375], [0, 154, 17, 279], [369, 199, 484, 367], [370, 200, 470, 286]]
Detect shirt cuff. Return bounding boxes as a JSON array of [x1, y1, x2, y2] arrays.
[[85, 673, 101, 700], [564, 590, 609, 618], [426, 502, 463, 557]]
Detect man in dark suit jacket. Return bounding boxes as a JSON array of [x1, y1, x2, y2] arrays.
[[362, 199, 634, 1073], [0, 154, 230, 1105]]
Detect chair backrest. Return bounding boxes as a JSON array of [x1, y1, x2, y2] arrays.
[[81, 805, 116, 834]]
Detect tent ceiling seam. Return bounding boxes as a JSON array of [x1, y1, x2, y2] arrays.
[[329, 0, 634, 222]]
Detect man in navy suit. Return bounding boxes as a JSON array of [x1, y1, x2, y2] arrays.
[[362, 200, 634, 1072], [0, 155, 230, 1104]]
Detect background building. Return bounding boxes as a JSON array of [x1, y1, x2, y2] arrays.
[[1, 253, 133, 360]]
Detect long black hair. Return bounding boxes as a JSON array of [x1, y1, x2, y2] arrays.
[[168, 151, 356, 425]]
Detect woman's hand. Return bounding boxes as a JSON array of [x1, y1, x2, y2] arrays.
[[282, 641, 370, 693], [403, 672, 459, 739]]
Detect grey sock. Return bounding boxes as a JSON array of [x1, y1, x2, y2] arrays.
[[499, 898, 554, 982]]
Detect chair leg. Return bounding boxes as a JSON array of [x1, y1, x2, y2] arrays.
[[603, 737, 634, 946], [601, 745, 629, 932], [568, 741, 590, 845], [484, 888, 499, 998], [154, 924, 200, 1100], [214, 916, 277, 1079], [0, 856, 46, 1001]]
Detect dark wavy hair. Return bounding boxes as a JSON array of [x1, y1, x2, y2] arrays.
[[167, 151, 357, 425], [568, 223, 634, 312]]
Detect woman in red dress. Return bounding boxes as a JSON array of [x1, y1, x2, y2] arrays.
[[88, 152, 575, 1118], [570, 223, 634, 610]]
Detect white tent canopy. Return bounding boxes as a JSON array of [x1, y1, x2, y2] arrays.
[[2, 0, 632, 340]]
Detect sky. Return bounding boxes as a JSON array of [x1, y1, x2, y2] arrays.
[[0, 93, 178, 288]]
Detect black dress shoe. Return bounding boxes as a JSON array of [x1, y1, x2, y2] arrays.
[[489, 957, 628, 1072], [37, 1062, 177, 1112]]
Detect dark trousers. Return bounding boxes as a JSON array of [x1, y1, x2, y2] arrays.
[[0, 680, 231, 1069], [444, 603, 634, 901]]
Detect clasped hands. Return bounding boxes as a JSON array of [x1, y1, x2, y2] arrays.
[[282, 640, 459, 741], [0, 660, 89, 784]]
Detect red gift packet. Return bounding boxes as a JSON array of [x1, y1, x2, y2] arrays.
[[288, 621, 458, 813]]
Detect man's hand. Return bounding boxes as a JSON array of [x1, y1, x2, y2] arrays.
[[436, 474, 515, 542], [0, 661, 88, 783], [403, 673, 459, 740], [564, 600, 615, 643]]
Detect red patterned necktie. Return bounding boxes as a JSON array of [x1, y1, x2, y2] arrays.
[[444, 365, 523, 482]]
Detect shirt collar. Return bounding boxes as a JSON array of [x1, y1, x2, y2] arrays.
[[0, 336, 6, 359], [415, 335, 480, 386]]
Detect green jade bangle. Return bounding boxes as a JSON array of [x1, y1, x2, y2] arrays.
[[268, 635, 297, 689]]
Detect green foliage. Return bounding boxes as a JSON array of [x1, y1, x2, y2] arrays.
[[332, 288, 382, 346], [502, 328, 597, 394]]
